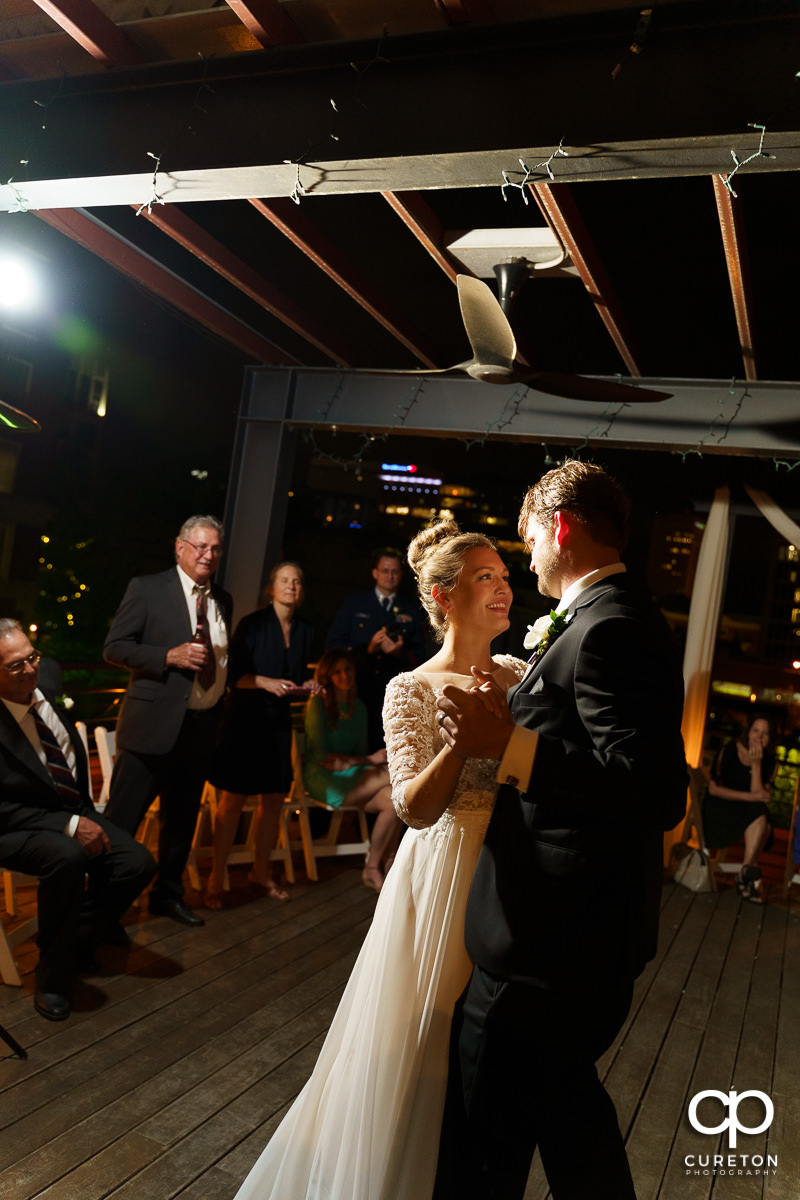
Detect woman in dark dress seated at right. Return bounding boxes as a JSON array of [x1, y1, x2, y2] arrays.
[[704, 715, 776, 904]]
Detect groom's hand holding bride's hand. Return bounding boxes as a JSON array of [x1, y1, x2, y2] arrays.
[[437, 673, 514, 761]]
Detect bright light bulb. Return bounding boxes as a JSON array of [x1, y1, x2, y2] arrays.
[[0, 257, 37, 308]]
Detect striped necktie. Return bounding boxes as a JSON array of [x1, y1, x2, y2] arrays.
[[194, 590, 217, 692], [30, 706, 82, 811]]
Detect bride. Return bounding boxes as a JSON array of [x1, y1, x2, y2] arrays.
[[233, 520, 527, 1200]]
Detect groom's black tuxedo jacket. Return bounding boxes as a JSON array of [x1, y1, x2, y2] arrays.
[[465, 575, 687, 990]]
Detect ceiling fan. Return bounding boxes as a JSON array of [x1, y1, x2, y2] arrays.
[[0, 397, 40, 432], [390, 265, 671, 404]]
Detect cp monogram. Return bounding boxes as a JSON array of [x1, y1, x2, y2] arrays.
[[688, 1090, 774, 1148]]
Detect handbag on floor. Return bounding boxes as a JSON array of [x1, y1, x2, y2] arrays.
[[670, 842, 712, 892]]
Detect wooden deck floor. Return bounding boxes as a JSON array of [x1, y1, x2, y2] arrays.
[[1, 866, 799, 1200]]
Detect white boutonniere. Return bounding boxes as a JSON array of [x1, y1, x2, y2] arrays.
[[523, 610, 572, 658], [55, 693, 75, 710]]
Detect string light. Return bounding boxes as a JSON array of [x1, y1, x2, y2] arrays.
[[501, 142, 568, 203], [136, 152, 165, 217], [719, 123, 775, 198], [280, 29, 388, 206], [1, 180, 29, 214], [461, 386, 528, 449]]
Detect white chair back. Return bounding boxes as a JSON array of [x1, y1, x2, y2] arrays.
[[94, 726, 116, 810], [74, 720, 92, 801]]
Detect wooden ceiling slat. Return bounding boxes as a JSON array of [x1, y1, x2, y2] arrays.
[[381, 192, 464, 284], [29, 0, 147, 67], [712, 175, 757, 382], [224, 0, 304, 46], [34, 207, 289, 364], [250, 197, 439, 367], [532, 180, 643, 377], [138, 203, 355, 366]]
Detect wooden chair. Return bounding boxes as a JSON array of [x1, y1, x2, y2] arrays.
[[0, 872, 38, 987], [282, 732, 370, 883], [94, 725, 115, 811], [679, 766, 740, 891], [74, 720, 93, 803], [783, 776, 800, 898], [187, 785, 295, 892]]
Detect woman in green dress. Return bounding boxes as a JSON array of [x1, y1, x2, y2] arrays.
[[304, 650, 402, 891]]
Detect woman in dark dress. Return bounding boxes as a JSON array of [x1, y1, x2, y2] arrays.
[[203, 562, 318, 906], [704, 715, 776, 903]]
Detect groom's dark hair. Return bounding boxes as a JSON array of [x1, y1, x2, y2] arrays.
[[519, 460, 630, 551]]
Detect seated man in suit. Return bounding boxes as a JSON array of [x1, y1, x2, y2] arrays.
[[326, 548, 426, 749], [0, 620, 155, 1022]]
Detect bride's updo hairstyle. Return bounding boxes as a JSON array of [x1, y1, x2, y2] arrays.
[[407, 520, 497, 643]]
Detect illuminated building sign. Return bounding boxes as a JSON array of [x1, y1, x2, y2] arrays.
[[381, 463, 417, 473]]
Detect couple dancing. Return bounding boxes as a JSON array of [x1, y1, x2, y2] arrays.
[[233, 461, 687, 1200]]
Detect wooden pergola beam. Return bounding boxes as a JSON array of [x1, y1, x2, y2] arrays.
[[532, 180, 643, 377], [249, 198, 439, 367], [138, 203, 355, 366], [712, 175, 757, 381], [34, 208, 291, 364], [224, 0, 304, 46], [381, 192, 465, 285], [29, 0, 146, 67]]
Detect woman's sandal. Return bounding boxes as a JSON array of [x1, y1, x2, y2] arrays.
[[248, 873, 289, 901], [362, 865, 384, 893], [202, 888, 224, 910], [736, 864, 764, 905]]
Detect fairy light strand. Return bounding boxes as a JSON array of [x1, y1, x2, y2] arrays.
[[719, 123, 776, 198], [135, 152, 165, 216], [501, 142, 569, 203]]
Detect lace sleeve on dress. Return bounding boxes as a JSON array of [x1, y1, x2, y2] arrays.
[[492, 653, 529, 685], [382, 672, 439, 829]]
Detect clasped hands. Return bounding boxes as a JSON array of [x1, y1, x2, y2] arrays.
[[368, 628, 404, 656], [436, 667, 514, 761]]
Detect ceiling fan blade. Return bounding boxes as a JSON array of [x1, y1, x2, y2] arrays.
[[0, 398, 41, 432], [457, 276, 517, 369], [514, 371, 671, 404], [362, 361, 475, 378]]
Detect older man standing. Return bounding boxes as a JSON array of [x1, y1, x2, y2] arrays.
[[104, 515, 232, 927], [0, 620, 155, 1020]]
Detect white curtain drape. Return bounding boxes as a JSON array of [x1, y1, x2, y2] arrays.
[[680, 485, 731, 771], [664, 486, 731, 857], [744, 485, 800, 547], [666, 484, 800, 856]]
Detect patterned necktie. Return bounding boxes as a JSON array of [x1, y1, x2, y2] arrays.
[[194, 591, 217, 692], [30, 707, 82, 811]]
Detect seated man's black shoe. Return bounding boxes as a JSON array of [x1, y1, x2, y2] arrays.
[[149, 898, 205, 927], [101, 920, 131, 947], [34, 990, 71, 1021]]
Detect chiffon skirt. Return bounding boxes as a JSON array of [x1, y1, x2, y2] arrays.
[[233, 804, 492, 1200]]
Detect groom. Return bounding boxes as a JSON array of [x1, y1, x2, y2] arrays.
[[433, 460, 687, 1200]]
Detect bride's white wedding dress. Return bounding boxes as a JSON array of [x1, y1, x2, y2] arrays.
[[233, 656, 527, 1200]]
